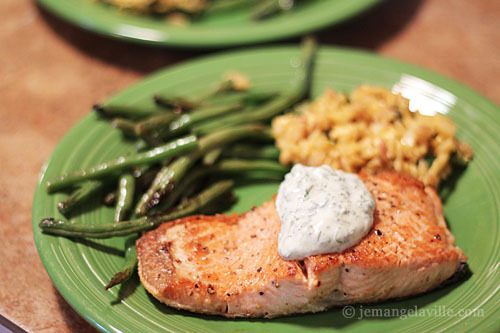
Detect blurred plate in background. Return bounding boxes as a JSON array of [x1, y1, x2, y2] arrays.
[[35, 0, 382, 47]]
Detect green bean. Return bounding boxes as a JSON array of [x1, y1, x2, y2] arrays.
[[46, 135, 197, 193], [149, 159, 289, 214], [155, 89, 276, 114], [111, 118, 138, 138], [105, 236, 138, 290], [236, 91, 279, 106], [212, 158, 288, 174], [93, 104, 161, 120], [134, 112, 177, 137], [189, 79, 239, 103], [251, 0, 295, 20], [136, 157, 191, 215], [150, 166, 220, 213], [205, 0, 255, 13], [203, 91, 278, 108], [154, 95, 198, 111], [191, 38, 316, 134], [160, 103, 243, 140], [221, 144, 280, 160], [104, 165, 154, 208], [191, 90, 304, 134], [114, 173, 135, 222], [192, 123, 275, 141], [190, 116, 246, 135], [135, 124, 269, 216], [39, 180, 235, 238], [57, 181, 104, 216], [154, 75, 248, 111], [203, 148, 223, 165]]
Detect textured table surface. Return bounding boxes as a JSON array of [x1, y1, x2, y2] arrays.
[[0, 0, 499, 331]]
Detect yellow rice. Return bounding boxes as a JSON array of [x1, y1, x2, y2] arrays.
[[272, 86, 472, 187]]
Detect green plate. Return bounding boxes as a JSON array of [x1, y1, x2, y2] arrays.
[[33, 45, 500, 332], [35, 0, 381, 47]]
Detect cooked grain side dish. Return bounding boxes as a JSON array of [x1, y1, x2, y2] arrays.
[[101, 0, 208, 14], [272, 86, 473, 187]]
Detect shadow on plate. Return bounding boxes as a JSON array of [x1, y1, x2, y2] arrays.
[[70, 237, 124, 257], [438, 161, 469, 204], [111, 274, 141, 305]]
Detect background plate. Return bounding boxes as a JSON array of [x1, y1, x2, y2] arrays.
[[35, 0, 381, 47], [33, 46, 500, 332]]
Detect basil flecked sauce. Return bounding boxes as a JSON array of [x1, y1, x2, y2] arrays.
[[276, 164, 375, 260]]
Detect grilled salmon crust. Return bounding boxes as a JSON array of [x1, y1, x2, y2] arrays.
[[136, 171, 467, 318]]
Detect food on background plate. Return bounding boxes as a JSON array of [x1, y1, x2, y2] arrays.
[[136, 170, 467, 318], [99, 0, 298, 22], [272, 86, 473, 187]]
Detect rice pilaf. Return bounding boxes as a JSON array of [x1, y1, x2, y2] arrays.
[[272, 86, 472, 187]]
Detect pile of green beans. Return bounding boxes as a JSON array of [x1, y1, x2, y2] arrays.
[[40, 37, 317, 290]]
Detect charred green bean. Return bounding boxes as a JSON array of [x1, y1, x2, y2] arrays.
[[57, 181, 104, 216], [40, 180, 235, 238], [134, 124, 268, 216], [104, 236, 138, 290], [149, 159, 288, 214], [114, 173, 135, 222], [94, 104, 162, 120], [46, 135, 197, 193]]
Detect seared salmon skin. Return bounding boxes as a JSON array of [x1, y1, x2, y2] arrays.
[[136, 171, 467, 318]]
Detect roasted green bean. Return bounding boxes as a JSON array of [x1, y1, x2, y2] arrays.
[[94, 104, 162, 120], [134, 112, 177, 137], [135, 124, 268, 216], [149, 159, 288, 214], [159, 103, 243, 140], [114, 173, 135, 222], [40, 180, 235, 238], [154, 73, 249, 110], [111, 118, 138, 138], [221, 144, 280, 160], [46, 135, 197, 193], [192, 37, 316, 134], [57, 181, 104, 216], [105, 236, 138, 290]]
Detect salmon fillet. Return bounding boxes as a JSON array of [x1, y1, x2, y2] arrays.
[[136, 171, 467, 318]]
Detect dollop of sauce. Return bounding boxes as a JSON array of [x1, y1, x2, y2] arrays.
[[276, 164, 375, 260]]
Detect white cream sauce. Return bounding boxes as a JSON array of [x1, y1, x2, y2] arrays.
[[276, 164, 375, 260]]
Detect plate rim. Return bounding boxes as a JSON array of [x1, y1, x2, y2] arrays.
[[32, 44, 500, 332]]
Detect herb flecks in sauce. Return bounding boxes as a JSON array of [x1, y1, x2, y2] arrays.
[[276, 164, 375, 260]]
